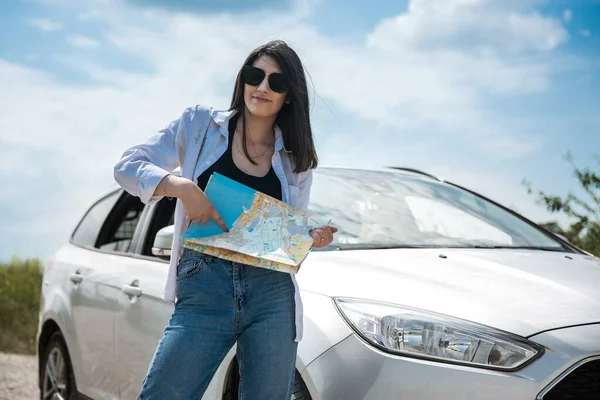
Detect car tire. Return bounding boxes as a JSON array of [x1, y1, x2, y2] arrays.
[[40, 331, 76, 400], [291, 370, 311, 400], [223, 361, 311, 400]]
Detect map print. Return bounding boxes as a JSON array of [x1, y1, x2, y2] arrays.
[[181, 173, 328, 273]]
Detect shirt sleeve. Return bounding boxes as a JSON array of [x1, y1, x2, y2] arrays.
[[113, 107, 195, 205], [296, 168, 314, 211]]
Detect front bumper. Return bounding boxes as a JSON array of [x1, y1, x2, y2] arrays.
[[301, 323, 600, 400], [530, 324, 600, 399]]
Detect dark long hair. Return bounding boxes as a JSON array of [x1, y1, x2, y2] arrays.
[[230, 40, 318, 173]]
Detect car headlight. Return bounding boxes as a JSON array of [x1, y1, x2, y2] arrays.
[[334, 298, 543, 371]]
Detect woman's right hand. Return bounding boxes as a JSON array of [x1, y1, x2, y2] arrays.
[[171, 177, 229, 232]]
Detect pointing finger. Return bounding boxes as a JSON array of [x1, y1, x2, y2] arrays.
[[211, 210, 229, 232]]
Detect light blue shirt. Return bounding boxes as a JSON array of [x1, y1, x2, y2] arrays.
[[114, 105, 313, 341]]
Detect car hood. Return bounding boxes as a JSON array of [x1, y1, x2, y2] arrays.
[[297, 248, 600, 337]]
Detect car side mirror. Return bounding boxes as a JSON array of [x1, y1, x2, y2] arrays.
[[152, 225, 174, 259]]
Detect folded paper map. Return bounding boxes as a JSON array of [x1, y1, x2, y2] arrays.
[[181, 172, 329, 273]]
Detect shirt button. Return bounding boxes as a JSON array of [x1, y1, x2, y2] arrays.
[[206, 161, 211, 165]]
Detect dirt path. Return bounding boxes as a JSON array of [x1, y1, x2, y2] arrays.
[[0, 352, 39, 400]]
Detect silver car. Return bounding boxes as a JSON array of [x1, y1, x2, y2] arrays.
[[37, 167, 600, 400]]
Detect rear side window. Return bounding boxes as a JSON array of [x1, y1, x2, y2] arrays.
[[71, 191, 120, 248], [97, 194, 145, 252]]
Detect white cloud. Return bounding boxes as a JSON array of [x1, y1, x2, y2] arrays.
[[580, 29, 591, 37], [563, 8, 572, 23], [367, 0, 568, 55], [0, 0, 585, 260], [66, 35, 101, 49], [25, 17, 62, 32]]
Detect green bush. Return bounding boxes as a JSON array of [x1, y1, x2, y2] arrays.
[[0, 256, 44, 355]]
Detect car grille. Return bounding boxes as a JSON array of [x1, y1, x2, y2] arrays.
[[541, 357, 600, 400]]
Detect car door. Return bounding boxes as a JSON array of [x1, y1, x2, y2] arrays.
[[69, 189, 141, 399], [113, 197, 176, 399]]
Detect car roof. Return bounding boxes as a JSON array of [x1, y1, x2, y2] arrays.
[[313, 165, 444, 182], [107, 165, 442, 196]]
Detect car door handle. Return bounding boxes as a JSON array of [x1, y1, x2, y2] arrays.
[[121, 285, 142, 297], [69, 273, 83, 284]]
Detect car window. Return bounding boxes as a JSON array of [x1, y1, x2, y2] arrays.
[[309, 169, 564, 250], [97, 193, 145, 252], [71, 191, 120, 248]]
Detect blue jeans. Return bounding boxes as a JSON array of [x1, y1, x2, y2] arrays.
[[138, 248, 298, 399]]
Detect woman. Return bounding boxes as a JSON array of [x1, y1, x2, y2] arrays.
[[114, 40, 337, 399]]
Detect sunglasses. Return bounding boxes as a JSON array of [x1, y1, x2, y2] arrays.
[[241, 65, 288, 93]]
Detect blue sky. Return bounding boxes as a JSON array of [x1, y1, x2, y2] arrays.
[[1, 0, 599, 262]]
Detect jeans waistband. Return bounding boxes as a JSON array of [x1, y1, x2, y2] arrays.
[[182, 247, 218, 265]]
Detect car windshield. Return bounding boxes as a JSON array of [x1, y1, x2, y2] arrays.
[[309, 169, 566, 251]]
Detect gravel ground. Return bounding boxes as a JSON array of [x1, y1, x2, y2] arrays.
[[0, 352, 39, 400]]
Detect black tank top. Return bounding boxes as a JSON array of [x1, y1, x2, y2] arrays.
[[196, 115, 282, 201]]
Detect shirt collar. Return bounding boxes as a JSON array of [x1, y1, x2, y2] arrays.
[[273, 124, 289, 152], [213, 108, 290, 153]]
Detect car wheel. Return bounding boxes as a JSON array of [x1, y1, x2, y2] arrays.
[[223, 360, 311, 400], [291, 370, 311, 400], [40, 331, 75, 400]]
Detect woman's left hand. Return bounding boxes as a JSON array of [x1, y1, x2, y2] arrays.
[[310, 225, 338, 248]]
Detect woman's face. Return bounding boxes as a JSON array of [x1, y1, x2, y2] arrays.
[[243, 55, 289, 119]]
